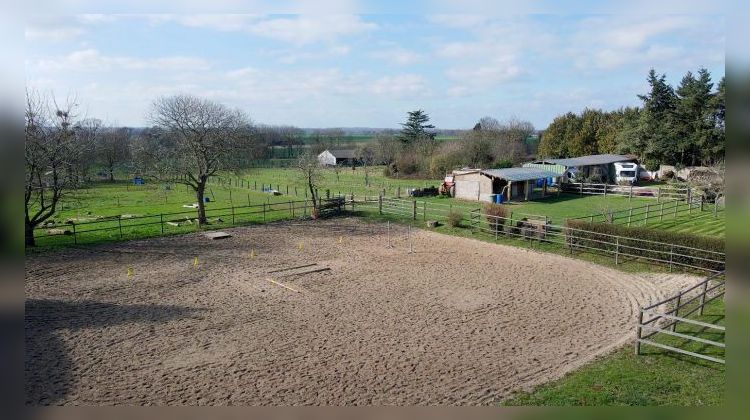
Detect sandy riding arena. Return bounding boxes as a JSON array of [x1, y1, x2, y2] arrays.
[[25, 218, 696, 405]]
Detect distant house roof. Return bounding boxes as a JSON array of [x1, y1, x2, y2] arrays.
[[480, 167, 560, 182], [533, 154, 635, 167], [328, 149, 357, 159]]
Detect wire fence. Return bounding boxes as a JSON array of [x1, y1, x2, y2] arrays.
[[636, 271, 725, 364]]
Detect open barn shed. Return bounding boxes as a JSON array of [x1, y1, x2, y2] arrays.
[[523, 154, 637, 183], [453, 168, 560, 203]]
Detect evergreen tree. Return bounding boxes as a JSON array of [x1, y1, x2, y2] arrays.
[[398, 109, 435, 144], [636, 69, 678, 169], [675, 68, 714, 166]]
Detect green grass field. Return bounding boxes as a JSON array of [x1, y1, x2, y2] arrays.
[[30, 166, 724, 248], [502, 298, 725, 406]]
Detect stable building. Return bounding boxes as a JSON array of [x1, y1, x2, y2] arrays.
[[452, 167, 560, 203], [317, 149, 358, 166], [523, 154, 637, 183]]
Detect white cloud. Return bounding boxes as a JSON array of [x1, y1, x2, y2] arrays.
[[369, 47, 423, 65], [569, 15, 723, 70], [32, 49, 212, 72], [25, 26, 85, 41], [154, 14, 376, 45]]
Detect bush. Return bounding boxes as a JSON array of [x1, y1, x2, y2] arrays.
[[484, 203, 508, 233], [565, 219, 725, 271], [447, 210, 463, 228]]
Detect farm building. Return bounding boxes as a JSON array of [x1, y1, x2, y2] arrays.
[[452, 168, 560, 203], [523, 154, 637, 184], [317, 149, 358, 166]]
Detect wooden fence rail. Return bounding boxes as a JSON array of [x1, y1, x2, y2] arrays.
[[348, 197, 725, 273], [636, 271, 725, 364], [560, 182, 693, 202], [32, 198, 345, 246], [568, 195, 720, 227]]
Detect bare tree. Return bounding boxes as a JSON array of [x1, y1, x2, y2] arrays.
[[374, 132, 399, 166], [356, 144, 376, 187], [74, 118, 102, 181], [97, 126, 131, 181], [148, 94, 251, 225], [297, 152, 323, 215], [24, 90, 82, 246]]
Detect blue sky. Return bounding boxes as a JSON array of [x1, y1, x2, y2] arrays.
[[24, 13, 725, 129]]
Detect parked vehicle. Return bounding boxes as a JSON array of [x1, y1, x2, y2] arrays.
[[614, 162, 638, 184]]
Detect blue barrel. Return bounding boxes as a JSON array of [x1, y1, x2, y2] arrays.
[[496, 194, 504, 204]]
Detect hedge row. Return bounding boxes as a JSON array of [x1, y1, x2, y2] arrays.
[[565, 219, 725, 271]]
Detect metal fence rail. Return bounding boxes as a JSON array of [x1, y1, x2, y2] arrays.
[[636, 271, 726, 364]]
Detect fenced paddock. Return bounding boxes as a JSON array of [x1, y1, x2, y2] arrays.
[[560, 182, 692, 201], [636, 271, 725, 364], [25, 218, 697, 405], [32, 198, 345, 248]]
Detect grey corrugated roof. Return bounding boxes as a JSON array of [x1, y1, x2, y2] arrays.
[[536, 154, 635, 167], [328, 149, 356, 159], [480, 167, 559, 181]]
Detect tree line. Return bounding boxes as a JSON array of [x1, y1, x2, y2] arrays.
[[539, 68, 725, 170]]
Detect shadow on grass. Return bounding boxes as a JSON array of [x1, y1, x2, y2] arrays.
[[25, 299, 202, 405]]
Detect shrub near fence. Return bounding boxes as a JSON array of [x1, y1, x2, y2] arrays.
[[565, 220, 725, 272]]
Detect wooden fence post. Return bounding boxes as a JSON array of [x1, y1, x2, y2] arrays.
[[660, 203, 664, 221], [160, 214, 164, 234], [615, 237, 619, 265], [635, 309, 643, 355], [412, 200, 417, 220], [669, 245, 674, 272], [72, 223, 77, 244], [378, 195, 383, 215], [423, 201, 427, 221], [629, 185, 633, 203], [672, 294, 681, 332], [628, 208, 632, 227], [699, 280, 709, 316], [644, 204, 650, 226], [263, 203, 266, 222], [579, 183, 583, 196], [657, 187, 661, 202], [603, 183, 607, 197], [118, 216, 123, 239]]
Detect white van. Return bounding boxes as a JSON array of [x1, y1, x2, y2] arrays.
[[614, 162, 638, 184]]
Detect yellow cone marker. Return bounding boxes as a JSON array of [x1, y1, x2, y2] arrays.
[[298, 241, 304, 251], [250, 249, 257, 258], [338, 236, 343, 244], [127, 267, 133, 279], [193, 257, 199, 267]]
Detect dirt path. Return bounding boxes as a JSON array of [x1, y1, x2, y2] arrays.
[[25, 219, 699, 405]]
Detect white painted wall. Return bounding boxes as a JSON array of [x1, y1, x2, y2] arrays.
[[317, 150, 336, 166], [455, 180, 480, 201]]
